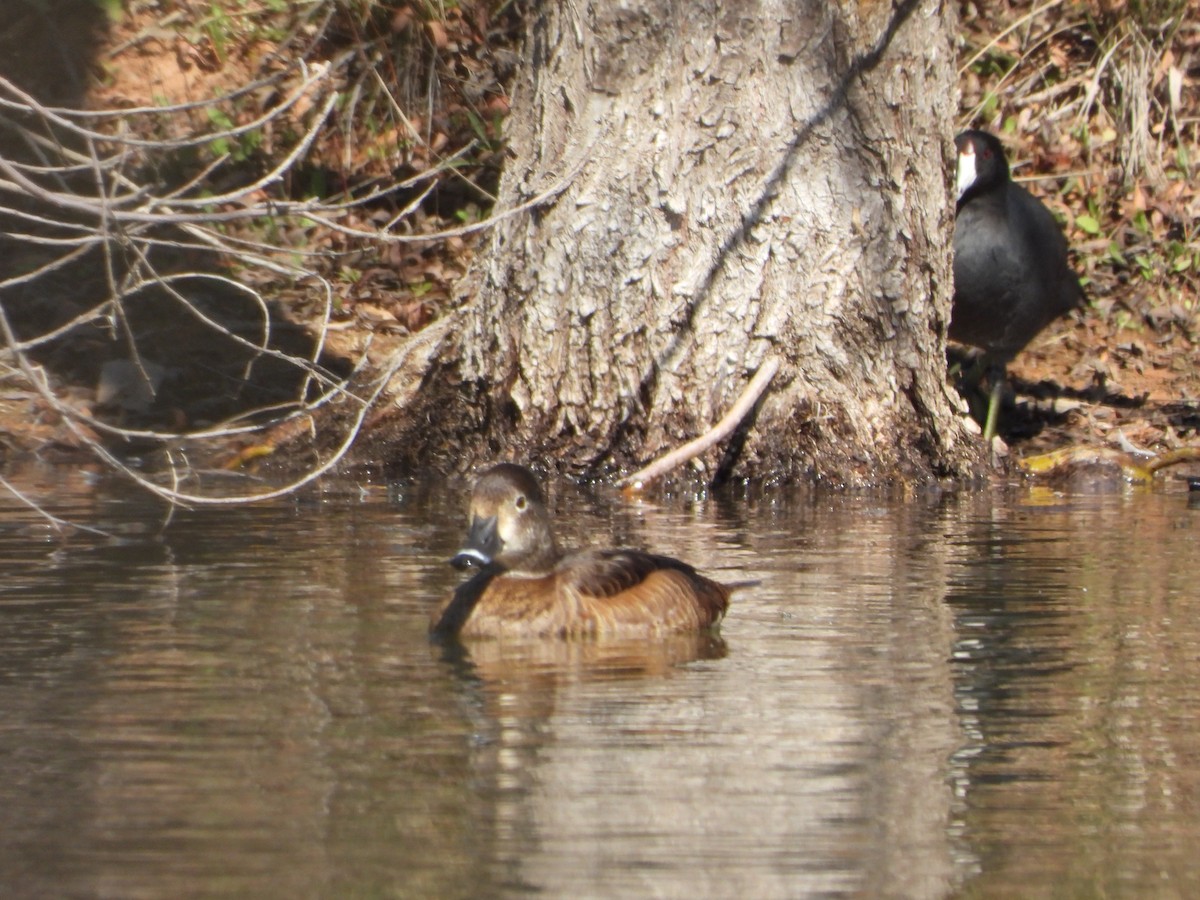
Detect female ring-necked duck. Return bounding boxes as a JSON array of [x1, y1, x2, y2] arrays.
[[951, 129, 1083, 439], [431, 464, 732, 639]]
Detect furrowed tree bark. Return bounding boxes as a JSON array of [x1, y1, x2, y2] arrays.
[[372, 0, 982, 484]]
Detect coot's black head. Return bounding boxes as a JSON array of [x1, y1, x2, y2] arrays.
[[955, 130, 1010, 207]]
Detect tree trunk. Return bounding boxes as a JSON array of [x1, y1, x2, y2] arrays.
[[378, 0, 981, 484]]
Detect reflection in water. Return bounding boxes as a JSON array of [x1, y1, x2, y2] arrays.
[[433, 633, 730, 895], [0, 466, 1196, 897], [436, 629, 729, 684], [944, 492, 1200, 896]]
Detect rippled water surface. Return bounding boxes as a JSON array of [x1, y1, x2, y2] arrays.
[[1, 466, 1198, 898]]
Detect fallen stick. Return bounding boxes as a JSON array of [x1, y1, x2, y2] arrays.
[[618, 357, 781, 490]]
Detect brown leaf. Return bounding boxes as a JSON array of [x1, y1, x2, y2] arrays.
[[392, 6, 415, 33], [426, 20, 449, 50], [356, 304, 396, 324], [396, 301, 434, 332]]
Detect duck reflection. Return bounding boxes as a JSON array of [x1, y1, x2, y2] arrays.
[[430, 629, 727, 893], [434, 629, 727, 685]]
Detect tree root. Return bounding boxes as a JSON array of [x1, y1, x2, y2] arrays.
[[618, 357, 780, 491], [1017, 445, 1200, 483]]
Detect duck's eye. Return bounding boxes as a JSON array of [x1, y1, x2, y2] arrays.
[[514, 494, 527, 511]]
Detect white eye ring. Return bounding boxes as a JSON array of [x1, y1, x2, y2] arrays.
[[514, 494, 527, 511]]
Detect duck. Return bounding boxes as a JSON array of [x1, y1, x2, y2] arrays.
[[951, 129, 1084, 440], [430, 463, 732, 639]]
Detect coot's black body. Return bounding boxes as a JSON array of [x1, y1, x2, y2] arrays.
[[951, 129, 1083, 437]]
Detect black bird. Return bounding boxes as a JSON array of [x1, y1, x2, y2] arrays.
[[951, 129, 1084, 440]]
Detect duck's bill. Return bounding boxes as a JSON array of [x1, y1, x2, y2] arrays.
[[449, 547, 492, 570], [448, 513, 500, 570]]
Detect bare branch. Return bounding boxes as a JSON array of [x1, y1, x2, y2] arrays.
[[618, 358, 782, 490], [0, 0, 581, 527]]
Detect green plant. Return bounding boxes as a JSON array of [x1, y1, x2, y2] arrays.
[[92, 0, 123, 22], [205, 107, 263, 163]]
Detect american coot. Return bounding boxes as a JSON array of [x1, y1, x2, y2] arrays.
[[431, 464, 731, 639], [951, 129, 1084, 440]]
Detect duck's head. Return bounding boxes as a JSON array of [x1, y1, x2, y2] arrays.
[[450, 463, 560, 575]]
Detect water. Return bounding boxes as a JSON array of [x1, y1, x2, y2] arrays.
[[0, 465, 1197, 898]]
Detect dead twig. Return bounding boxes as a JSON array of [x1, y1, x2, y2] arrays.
[[619, 358, 781, 490]]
